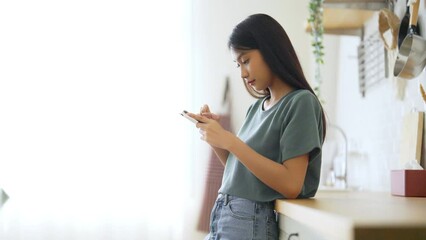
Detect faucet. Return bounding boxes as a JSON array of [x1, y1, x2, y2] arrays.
[[327, 123, 348, 189]]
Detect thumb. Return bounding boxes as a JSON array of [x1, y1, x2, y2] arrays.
[[200, 104, 211, 114]]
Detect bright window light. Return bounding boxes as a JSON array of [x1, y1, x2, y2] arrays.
[[0, 1, 192, 239]]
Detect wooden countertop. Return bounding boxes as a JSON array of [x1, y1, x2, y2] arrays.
[[275, 190, 426, 240]]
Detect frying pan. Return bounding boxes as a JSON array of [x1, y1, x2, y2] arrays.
[[393, 0, 426, 79], [397, 0, 421, 49], [398, 0, 411, 48]]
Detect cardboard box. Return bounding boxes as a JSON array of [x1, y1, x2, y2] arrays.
[[391, 170, 426, 197]]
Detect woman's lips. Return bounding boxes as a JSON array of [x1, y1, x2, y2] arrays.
[[247, 80, 255, 86]]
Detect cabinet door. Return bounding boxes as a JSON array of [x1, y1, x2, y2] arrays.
[[279, 214, 330, 240]]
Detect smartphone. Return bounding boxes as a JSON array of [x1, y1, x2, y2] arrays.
[[180, 110, 199, 124]]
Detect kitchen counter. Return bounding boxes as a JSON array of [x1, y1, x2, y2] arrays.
[[275, 190, 426, 240]]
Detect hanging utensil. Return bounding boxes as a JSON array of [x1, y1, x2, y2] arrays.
[[397, 0, 421, 49], [379, 8, 400, 50], [393, 0, 426, 80], [420, 83, 426, 103], [398, 0, 411, 48]]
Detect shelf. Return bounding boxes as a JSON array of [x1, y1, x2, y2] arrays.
[[324, 0, 388, 11], [305, 8, 376, 36]]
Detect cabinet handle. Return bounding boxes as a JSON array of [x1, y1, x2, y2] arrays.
[[288, 233, 299, 240]]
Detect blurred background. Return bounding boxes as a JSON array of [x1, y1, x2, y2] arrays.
[[2, 0, 425, 239]]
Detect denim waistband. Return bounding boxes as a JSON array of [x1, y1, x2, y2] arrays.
[[217, 193, 275, 209]]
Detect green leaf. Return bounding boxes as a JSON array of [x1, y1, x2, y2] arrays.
[[308, 0, 325, 86]]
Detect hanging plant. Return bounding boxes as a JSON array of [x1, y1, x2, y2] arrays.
[[308, 0, 325, 103]]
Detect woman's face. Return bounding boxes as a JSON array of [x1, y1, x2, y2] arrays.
[[231, 48, 275, 92]]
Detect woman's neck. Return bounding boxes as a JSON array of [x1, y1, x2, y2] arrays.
[[264, 83, 294, 110]]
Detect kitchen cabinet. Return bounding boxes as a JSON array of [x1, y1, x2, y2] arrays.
[[275, 190, 426, 240], [279, 214, 329, 240]]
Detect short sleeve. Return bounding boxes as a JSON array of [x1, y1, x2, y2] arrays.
[[279, 93, 323, 163]]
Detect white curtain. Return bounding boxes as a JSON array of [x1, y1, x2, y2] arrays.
[[0, 1, 192, 239]]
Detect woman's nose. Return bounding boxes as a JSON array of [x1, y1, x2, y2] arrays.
[[240, 67, 248, 79]]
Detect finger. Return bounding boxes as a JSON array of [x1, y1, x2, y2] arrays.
[[204, 104, 210, 113], [202, 112, 220, 121], [200, 104, 210, 114], [201, 112, 213, 119], [188, 113, 209, 123], [186, 112, 198, 120], [210, 113, 221, 120]]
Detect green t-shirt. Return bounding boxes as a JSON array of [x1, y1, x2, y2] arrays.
[[219, 89, 324, 202]]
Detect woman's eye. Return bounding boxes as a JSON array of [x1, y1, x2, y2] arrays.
[[235, 59, 248, 68]]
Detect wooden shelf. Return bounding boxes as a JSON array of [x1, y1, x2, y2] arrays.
[[324, 0, 388, 10], [305, 8, 376, 36]]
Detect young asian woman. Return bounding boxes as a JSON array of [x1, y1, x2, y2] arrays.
[[187, 13, 326, 240]]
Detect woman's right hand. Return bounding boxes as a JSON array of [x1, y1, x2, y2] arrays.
[[200, 104, 220, 121], [189, 104, 230, 165], [187, 112, 234, 150]]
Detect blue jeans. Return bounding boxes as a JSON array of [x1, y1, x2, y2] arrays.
[[204, 194, 279, 240]]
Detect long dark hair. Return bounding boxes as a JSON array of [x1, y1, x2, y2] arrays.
[[228, 13, 326, 139]]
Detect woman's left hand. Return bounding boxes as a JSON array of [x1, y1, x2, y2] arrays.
[[187, 113, 234, 150]]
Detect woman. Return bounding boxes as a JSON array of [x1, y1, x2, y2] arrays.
[[188, 13, 326, 240]]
